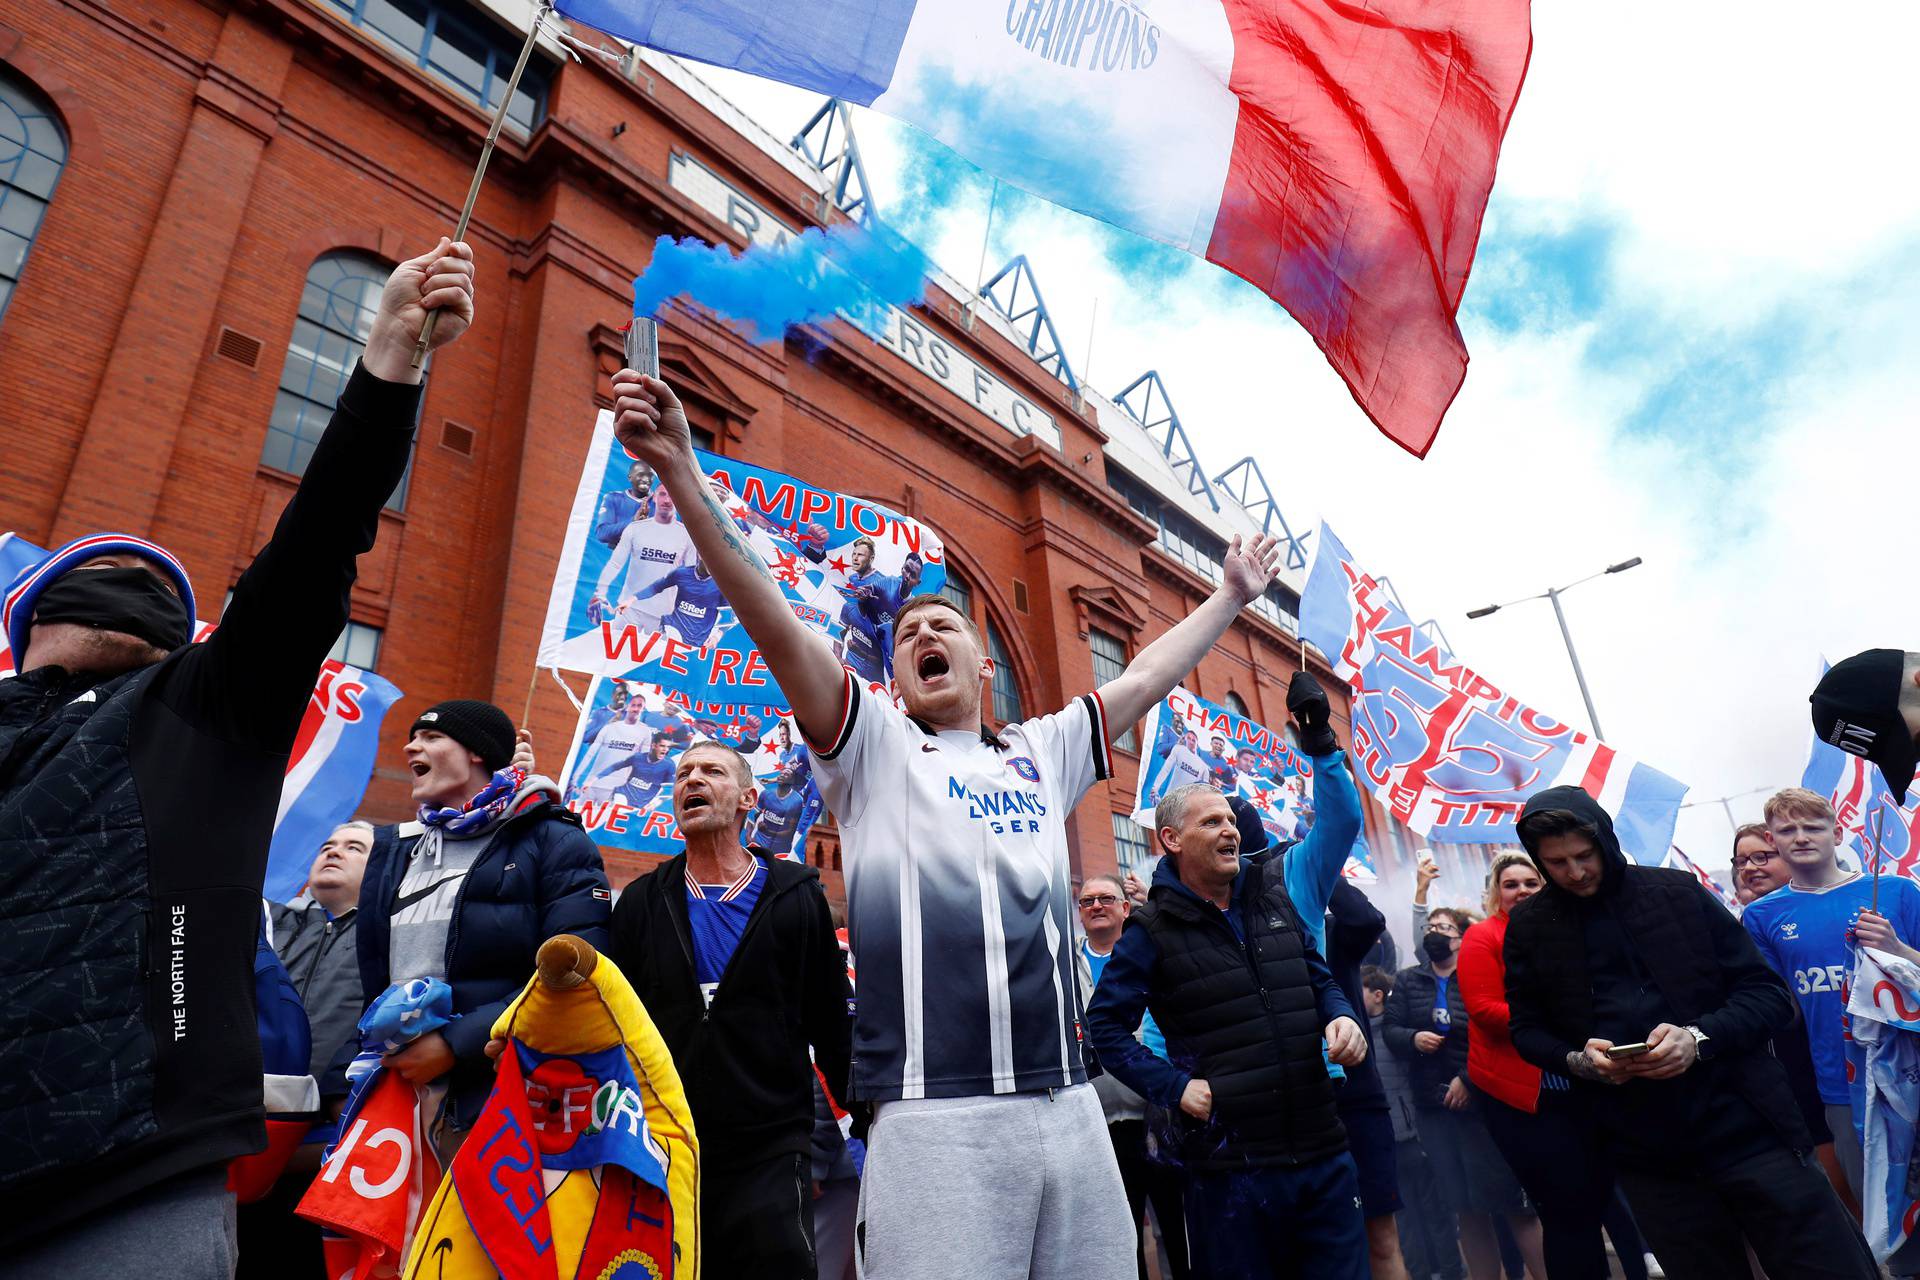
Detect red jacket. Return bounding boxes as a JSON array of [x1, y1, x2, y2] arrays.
[[1458, 912, 1541, 1113]]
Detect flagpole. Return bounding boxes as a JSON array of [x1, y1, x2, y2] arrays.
[[964, 179, 1001, 331], [411, 1, 554, 370]]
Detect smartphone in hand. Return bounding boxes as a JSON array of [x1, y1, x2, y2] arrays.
[[1603, 1042, 1652, 1060]]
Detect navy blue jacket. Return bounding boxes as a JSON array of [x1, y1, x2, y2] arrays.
[[353, 799, 609, 1128]]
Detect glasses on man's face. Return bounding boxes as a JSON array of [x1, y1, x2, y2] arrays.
[[1732, 848, 1778, 870], [1078, 894, 1121, 909]]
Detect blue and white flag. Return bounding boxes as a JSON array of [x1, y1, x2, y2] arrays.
[[537, 410, 944, 704], [1845, 946, 1920, 1264], [1300, 523, 1688, 860], [1130, 685, 1310, 846]]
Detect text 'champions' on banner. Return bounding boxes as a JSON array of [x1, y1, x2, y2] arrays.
[[537, 411, 945, 702], [1298, 523, 1688, 861], [1130, 685, 1312, 846], [555, 677, 828, 859]]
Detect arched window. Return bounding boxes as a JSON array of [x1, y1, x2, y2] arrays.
[[987, 619, 1022, 725], [0, 67, 69, 324], [265, 252, 412, 508], [937, 567, 972, 619], [1224, 690, 1250, 719]]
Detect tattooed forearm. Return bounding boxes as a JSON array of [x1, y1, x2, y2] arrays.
[[698, 484, 777, 585]]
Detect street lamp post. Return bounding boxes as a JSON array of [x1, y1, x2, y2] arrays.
[[1466, 557, 1642, 740]]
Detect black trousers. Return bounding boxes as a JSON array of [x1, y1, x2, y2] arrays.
[[704, 1151, 817, 1280], [1476, 1085, 1645, 1280], [1393, 1138, 1465, 1280], [1617, 1143, 1878, 1280], [1110, 1118, 1191, 1280]]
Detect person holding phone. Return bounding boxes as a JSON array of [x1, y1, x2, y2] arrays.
[[1505, 787, 1877, 1279]]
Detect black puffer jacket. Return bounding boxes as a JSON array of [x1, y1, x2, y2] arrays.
[[1120, 847, 1352, 1170], [0, 365, 418, 1246], [353, 802, 610, 1131], [1505, 787, 1808, 1156]]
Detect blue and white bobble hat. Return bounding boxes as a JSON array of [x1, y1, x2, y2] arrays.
[[3, 533, 197, 660]]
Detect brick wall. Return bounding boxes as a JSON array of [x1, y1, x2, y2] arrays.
[[0, 0, 1386, 899]]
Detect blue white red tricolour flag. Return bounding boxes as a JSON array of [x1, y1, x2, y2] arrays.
[[1802, 661, 1920, 885], [1342, 836, 1379, 884], [537, 410, 943, 702], [556, 0, 1532, 457], [1844, 946, 1920, 1264], [265, 660, 403, 902], [1663, 845, 1733, 907], [1299, 524, 1688, 860], [3, 533, 401, 901], [1129, 685, 1310, 846]]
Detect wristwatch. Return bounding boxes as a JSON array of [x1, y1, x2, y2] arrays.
[[1683, 1024, 1712, 1061]]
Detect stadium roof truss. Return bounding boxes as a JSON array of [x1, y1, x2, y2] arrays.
[[1212, 455, 1310, 571], [790, 98, 875, 225], [980, 255, 1078, 392], [1112, 370, 1218, 513]]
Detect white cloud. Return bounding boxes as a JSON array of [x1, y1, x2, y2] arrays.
[[688, 9, 1920, 868]]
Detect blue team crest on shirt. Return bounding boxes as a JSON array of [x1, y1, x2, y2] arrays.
[[1007, 756, 1040, 782]]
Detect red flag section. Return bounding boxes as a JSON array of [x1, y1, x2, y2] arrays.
[[1208, 0, 1532, 456]]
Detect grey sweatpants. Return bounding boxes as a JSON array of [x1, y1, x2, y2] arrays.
[[855, 1083, 1134, 1279], [3, 1165, 236, 1279]]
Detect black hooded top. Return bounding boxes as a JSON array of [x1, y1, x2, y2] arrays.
[[1503, 787, 1809, 1167]]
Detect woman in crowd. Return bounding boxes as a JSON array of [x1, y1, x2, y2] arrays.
[[1384, 903, 1546, 1280], [1460, 852, 1653, 1280]]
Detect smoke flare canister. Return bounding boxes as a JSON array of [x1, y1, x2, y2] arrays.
[[625, 317, 660, 379]]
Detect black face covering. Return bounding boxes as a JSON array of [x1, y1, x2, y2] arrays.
[[1422, 931, 1456, 964], [31, 567, 191, 652]]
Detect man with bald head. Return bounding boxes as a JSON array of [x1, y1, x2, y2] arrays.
[[0, 238, 476, 1272]]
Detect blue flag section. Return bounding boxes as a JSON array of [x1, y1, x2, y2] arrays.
[[556, 676, 826, 860], [538, 410, 944, 704], [1300, 523, 1688, 861], [1129, 685, 1311, 846]]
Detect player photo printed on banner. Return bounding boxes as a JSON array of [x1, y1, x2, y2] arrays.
[[558, 677, 826, 860], [538, 411, 945, 703], [1130, 686, 1313, 848]]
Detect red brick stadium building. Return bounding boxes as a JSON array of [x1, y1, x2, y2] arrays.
[[0, 0, 1420, 895]]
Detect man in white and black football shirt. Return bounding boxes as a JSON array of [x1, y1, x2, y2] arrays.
[[609, 368, 1284, 1280]]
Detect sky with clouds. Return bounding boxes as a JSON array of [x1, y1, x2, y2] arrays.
[[685, 3, 1920, 869]]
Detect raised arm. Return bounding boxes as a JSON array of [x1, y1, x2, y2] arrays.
[[1096, 534, 1281, 735], [612, 373, 847, 741]]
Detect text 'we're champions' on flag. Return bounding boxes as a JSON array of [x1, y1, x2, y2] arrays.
[[1299, 523, 1688, 860], [559, 0, 1532, 456], [1130, 685, 1310, 848], [537, 411, 944, 706]]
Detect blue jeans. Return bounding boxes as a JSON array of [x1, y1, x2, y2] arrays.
[[1183, 1152, 1370, 1279]]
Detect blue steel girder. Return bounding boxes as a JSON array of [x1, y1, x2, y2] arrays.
[[980, 255, 1078, 391], [790, 98, 875, 225], [1211, 456, 1310, 571], [1113, 370, 1219, 513]]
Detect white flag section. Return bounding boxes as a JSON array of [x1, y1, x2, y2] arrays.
[[1845, 946, 1920, 1264], [537, 410, 944, 705]]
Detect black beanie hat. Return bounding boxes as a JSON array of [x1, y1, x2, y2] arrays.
[[410, 699, 516, 772]]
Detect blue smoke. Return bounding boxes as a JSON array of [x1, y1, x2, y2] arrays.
[[632, 221, 932, 342]]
